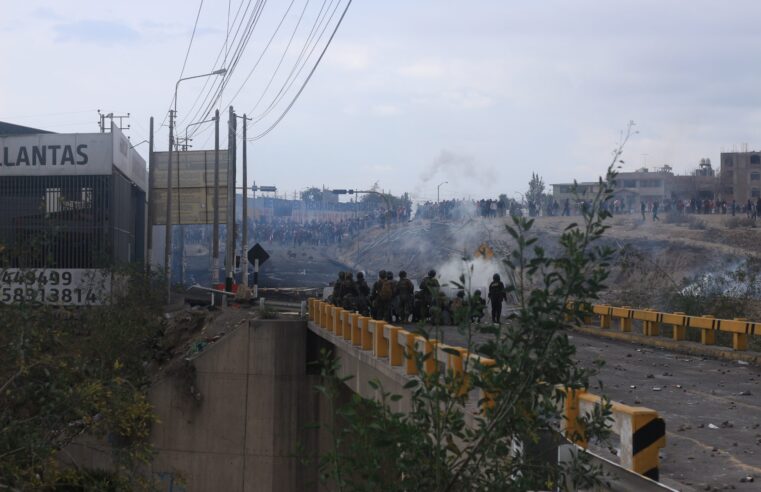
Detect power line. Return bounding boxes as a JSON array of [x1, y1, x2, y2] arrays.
[[222, 0, 300, 109], [159, 0, 205, 129], [176, 0, 254, 128], [249, 0, 339, 124], [194, 0, 326, 141], [182, 0, 267, 132], [249, 0, 352, 140], [245, 0, 324, 119]]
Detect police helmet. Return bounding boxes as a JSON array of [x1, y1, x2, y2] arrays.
[[399, 270, 407, 278], [428, 269, 436, 278], [493, 273, 500, 281]]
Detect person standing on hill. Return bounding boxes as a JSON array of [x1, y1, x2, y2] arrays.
[[652, 201, 660, 221], [640, 201, 646, 221], [488, 274, 507, 324]]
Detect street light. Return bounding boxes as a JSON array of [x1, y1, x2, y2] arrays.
[[437, 181, 448, 203], [183, 116, 218, 151], [165, 68, 227, 303]]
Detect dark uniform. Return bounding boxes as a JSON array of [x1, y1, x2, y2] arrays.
[[341, 272, 359, 310], [385, 271, 398, 322], [356, 272, 370, 315], [470, 290, 485, 323], [488, 274, 507, 323], [331, 272, 345, 305], [370, 271, 386, 320], [396, 271, 414, 323], [419, 270, 439, 320]]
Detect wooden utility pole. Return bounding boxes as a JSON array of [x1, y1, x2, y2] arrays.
[[212, 109, 220, 304], [240, 113, 252, 294], [165, 109, 174, 304], [225, 106, 237, 300], [146, 117, 154, 274]]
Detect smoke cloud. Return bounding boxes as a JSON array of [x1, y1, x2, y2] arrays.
[[435, 255, 506, 298], [417, 150, 498, 190]]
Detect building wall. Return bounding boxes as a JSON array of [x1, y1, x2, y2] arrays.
[[720, 151, 761, 203], [552, 171, 720, 206]]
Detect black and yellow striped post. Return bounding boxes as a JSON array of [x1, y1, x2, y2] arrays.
[[631, 411, 666, 481]]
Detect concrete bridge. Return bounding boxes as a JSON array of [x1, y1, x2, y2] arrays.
[[64, 298, 761, 491], [308, 298, 761, 491]]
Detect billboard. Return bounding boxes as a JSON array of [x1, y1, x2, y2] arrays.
[[151, 150, 228, 225]]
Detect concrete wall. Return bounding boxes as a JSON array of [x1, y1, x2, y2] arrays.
[[149, 319, 319, 491]]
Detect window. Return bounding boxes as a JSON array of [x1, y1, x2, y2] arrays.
[[752, 155, 761, 165], [639, 179, 662, 188], [724, 170, 734, 179], [724, 156, 734, 167], [752, 172, 761, 181], [45, 188, 62, 213], [726, 186, 734, 195], [753, 188, 761, 198], [623, 180, 637, 188]]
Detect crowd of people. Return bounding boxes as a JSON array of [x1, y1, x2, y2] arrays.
[[328, 269, 509, 325], [415, 198, 522, 220], [248, 216, 374, 247]]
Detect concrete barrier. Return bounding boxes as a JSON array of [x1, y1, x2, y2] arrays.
[[562, 389, 666, 481], [585, 303, 761, 350], [308, 299, 667, 481]]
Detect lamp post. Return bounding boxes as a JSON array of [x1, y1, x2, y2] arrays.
[[165, 68, 227, 304], [437, 181, 448, 203], [183, 116, 217, 152]]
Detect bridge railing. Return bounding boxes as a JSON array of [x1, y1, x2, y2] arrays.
[[307, 298, 667, 482], [587, 304, 755, 350]]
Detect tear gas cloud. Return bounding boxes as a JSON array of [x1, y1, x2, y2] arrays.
[[435, 256, 506, 297]]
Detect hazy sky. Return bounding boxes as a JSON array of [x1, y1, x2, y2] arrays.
[[3, 1, 761, 202]]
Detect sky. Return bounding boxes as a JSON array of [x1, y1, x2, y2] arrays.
[[3, 1, 761, 203]]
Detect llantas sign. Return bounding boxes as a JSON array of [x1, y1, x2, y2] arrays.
[[0, 133, 112, 176], [1, 144, 89, 166]]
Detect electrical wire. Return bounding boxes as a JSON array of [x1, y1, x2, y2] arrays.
[[159, 0, 205, 129], [245, 0, 326, 119], [248, 0, 352, 140], [196, 0, 333, 140], [248, 0, 339, 124], [222, 0, 300, 109], [177, 0, 255, 129], [182, 0, 267, 132]]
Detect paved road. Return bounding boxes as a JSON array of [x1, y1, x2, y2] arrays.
[[411, 324, 761, 490], [570, 331, 761, 491]]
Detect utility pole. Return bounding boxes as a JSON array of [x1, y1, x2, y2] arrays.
[[225, 106, 237, 300], [212, 109, 220, 305], [239, 113, 252, 295], [164, 109, 174, 304], [146, 116, 154, 275]]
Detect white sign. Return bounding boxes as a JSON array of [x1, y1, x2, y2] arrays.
[[0, 133, 112, 176], [0, 268, 111, 306]]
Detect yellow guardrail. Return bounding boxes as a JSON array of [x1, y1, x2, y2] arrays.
[[307, 298, 667, 481], [590, 304, 753, 350]]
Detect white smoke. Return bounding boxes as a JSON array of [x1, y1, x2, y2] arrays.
[[415, 150, 498, 196], [435, 255, 506, 298]]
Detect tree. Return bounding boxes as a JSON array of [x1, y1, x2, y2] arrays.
[[0, 266, 163, 490], [313, 123, 636, 491], [301, 187, 326, 203], [526, 172, 546, 217]]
